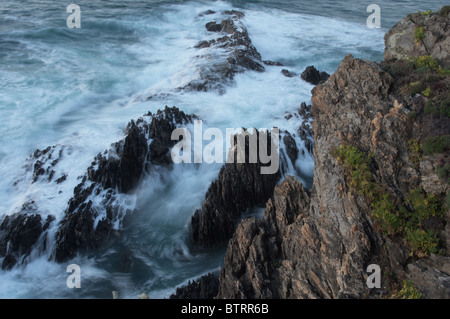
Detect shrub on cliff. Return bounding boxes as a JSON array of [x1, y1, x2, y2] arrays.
[[334, 144, 446, 257]]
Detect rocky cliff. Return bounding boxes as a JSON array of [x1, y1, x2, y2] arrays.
[[183, 8, 450, 299]]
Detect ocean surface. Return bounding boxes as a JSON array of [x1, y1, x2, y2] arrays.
[[0, 0, 446, 299]]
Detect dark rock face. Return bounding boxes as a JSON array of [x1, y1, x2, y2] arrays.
[[300, 66, 330, 85], [54, 106, 196, 262], [87, 124, 148, 194], [282, 132, 298, 166], [283, 102, 314, 155], [385, 10, 450, 67], [0, 213, 42, 270], [170, 273, 220, 299], [20, 145, 67, 185], [0, 208, 55, 270], [191, 129, 281, 247], [184, 10, 265, 93], [0, 199, 56, 269]]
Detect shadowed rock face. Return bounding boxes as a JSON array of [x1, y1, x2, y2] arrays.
[[191, 129, 282, 248], [0, 213, 42, 270], [385, 10, 450, 67], [170, 273, 220, 299], [301, 66, 330, 85], [54, 106, 197, 263], [0, 201, 55, 270]]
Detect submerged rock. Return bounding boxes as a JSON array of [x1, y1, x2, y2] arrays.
[[281, 69, 296, 78], [54, 106, 197, 262]]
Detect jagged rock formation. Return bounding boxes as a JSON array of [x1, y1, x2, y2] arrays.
[[24, 145, 67, 184], [182, 10, 265, 93], [0, 201, 55, 269], [301, 66, 330, 85], [283, 102, 314, 155], [170, 273, 220, 299], [191, 129, 282, 247], [385, 8, 450, 67], [54, 106, 197, 262]]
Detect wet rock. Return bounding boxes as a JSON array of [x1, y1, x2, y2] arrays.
[[282, 132, 299, 165], [22, 145, 67, 184], [300, 66, 330, 85], [185, 10, 264, 93], [0, 212, 44, 270], [263, 60, 284, 66], [205, 21, 222, 32], [281, 69, 296, 78], [298, 102, 312, 121], [54, 107, 197, 262], [194, 40, 212, 49], [224, 10, 245, 19], [199, 10, 216, 17], [284, 102, 314, 155], [191, 129, 281, 247], [170, 273, 220, 299]]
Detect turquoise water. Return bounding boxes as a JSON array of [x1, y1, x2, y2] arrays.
[[0, 0, 446, 298]]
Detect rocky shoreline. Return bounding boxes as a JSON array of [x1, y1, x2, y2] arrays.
[[173, 7, 450, 299], [1, 7, 449, 299]]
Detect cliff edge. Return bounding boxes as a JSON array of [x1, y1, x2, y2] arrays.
[[213, 8, 450, 299]]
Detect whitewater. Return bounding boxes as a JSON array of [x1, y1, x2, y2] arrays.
[[0, 0, 445, 298]]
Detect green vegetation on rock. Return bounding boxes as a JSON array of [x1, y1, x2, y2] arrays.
[[334, 144, 445, 256], [392, 280, 422, 299], [414, 26, 425, 44]]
